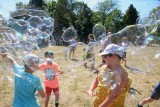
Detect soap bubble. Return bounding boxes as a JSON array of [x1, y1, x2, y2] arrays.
[[92, 24, 106, 41], [62, 27, 77, 42]]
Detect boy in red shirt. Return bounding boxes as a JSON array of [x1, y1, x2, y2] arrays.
[[39, 51, 63, 107]]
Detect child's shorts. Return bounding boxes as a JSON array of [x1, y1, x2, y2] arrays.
[[151, 82, 160, 100], [45, 87, 59, 96], [122, 52, 127, 59]]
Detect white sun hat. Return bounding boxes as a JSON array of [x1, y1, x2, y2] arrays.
[[99, 44, 124, 58], [24, 54, 40, 66]]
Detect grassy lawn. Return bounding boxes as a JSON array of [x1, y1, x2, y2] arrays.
[[0, 45, 160, 107]]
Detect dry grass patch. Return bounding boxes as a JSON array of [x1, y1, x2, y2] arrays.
[[0, 45, 160, 107]]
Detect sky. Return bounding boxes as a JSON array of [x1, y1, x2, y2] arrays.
[[0, 0, 159, 19], [80, 0, 160, 16]]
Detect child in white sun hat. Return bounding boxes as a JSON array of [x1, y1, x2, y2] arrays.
[[0, 53, 46, 107], [86, 44, 132, 107]]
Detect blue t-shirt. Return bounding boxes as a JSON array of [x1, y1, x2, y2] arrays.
[[12, 64, 42, 107]]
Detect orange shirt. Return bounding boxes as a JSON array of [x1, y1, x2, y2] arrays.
[[39, 62, 60, 88]]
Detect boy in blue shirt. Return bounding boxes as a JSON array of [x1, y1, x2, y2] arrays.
[[0, 53, 46, 107]]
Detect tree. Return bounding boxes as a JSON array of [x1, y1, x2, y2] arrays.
[[46, 0, 57, 17], [105, 9, 124, 33], [96, 0, 118, 25], [75, 2, 94, 43], [53, 0, 72, 37], [149, 6, 160, 36], [92, 11, 101, 24], [16, 2, 27, 9], [123, 4, 139, 26], [28, 0, 46, 10]]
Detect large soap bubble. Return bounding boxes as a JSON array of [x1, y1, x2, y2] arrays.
[[92, 24, 106, 41], [61, 27, 77, 42], [156, 10, 160, 22], [137, 14, 158, 34], [8, 9, 54, 39]]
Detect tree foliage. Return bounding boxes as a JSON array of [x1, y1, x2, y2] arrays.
[[105, 9, 124, 33], [29, 0, 46, 9], [123, 4, 139, 26], [74, 2, 93, 43], [150, 6, 160, 36], [96, 0, 118, 25]]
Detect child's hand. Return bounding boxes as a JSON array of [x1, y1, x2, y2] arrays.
[[35, 92, 40, 97], [59, 70, 63, 74], [0, 53, 9, 59], [85, 90, 95, 96]]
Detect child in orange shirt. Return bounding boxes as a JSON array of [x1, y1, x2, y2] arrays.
[[39, 51, 63, 107]]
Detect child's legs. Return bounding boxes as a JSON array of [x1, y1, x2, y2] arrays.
[[69, 49, 73, 58], [53, 87, 60, 103], [64, 54, 67, 60], [72, 49, 75, 58], [90, 53, 95, 70], [44, 87, 52, 107]]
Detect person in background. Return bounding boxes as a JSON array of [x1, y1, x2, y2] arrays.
[[121, 37, 129, 67], [138, 81, 160, 107], [69, 39, 77, 59], [88, 34, 96, 71], [39, 51, 63, 107], [64, 46, 69, 61], [0, 53, 46, 107]]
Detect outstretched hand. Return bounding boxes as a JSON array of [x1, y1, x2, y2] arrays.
[[84, 90, 95, 97], [0, 53, 9, 59], [0, 53, 16, 66], [59, 70, 63, 74]]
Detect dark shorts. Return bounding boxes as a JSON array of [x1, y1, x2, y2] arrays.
[[122, 52, 127, 59], [45, 87, 59, 96], [70, 46, 76, 52], [151, 82, 160, 100]]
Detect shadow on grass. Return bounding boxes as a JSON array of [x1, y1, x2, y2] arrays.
[[126, 66, 144, 73], [70, 59, 79, 62]]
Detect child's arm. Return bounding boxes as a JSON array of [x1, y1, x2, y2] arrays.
[[86, 76, 98, 96], [58, 70, 63, 74], [57, 64, 63, 74], [37, 89, 46, 98], [99, 73, 122, 107], [0, 53, 17, 66]]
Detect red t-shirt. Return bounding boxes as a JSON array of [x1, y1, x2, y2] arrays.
[[39, 62, 60, 88]]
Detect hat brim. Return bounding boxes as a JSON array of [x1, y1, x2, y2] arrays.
[[99, 52, 109, 56]]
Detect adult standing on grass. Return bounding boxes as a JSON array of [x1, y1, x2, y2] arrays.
[[138, 81, 160, 107], [0, 53, 46, 107], [86, 44, 132, 107]]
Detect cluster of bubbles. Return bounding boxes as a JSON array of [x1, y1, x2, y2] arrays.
[[61, 17, 159, 75], [0, 6, 159, 100], [102, 69, 121, 90], [0, 9, 54, 54], [64, 11, 160, 91], [0, 9, 56, 86]]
